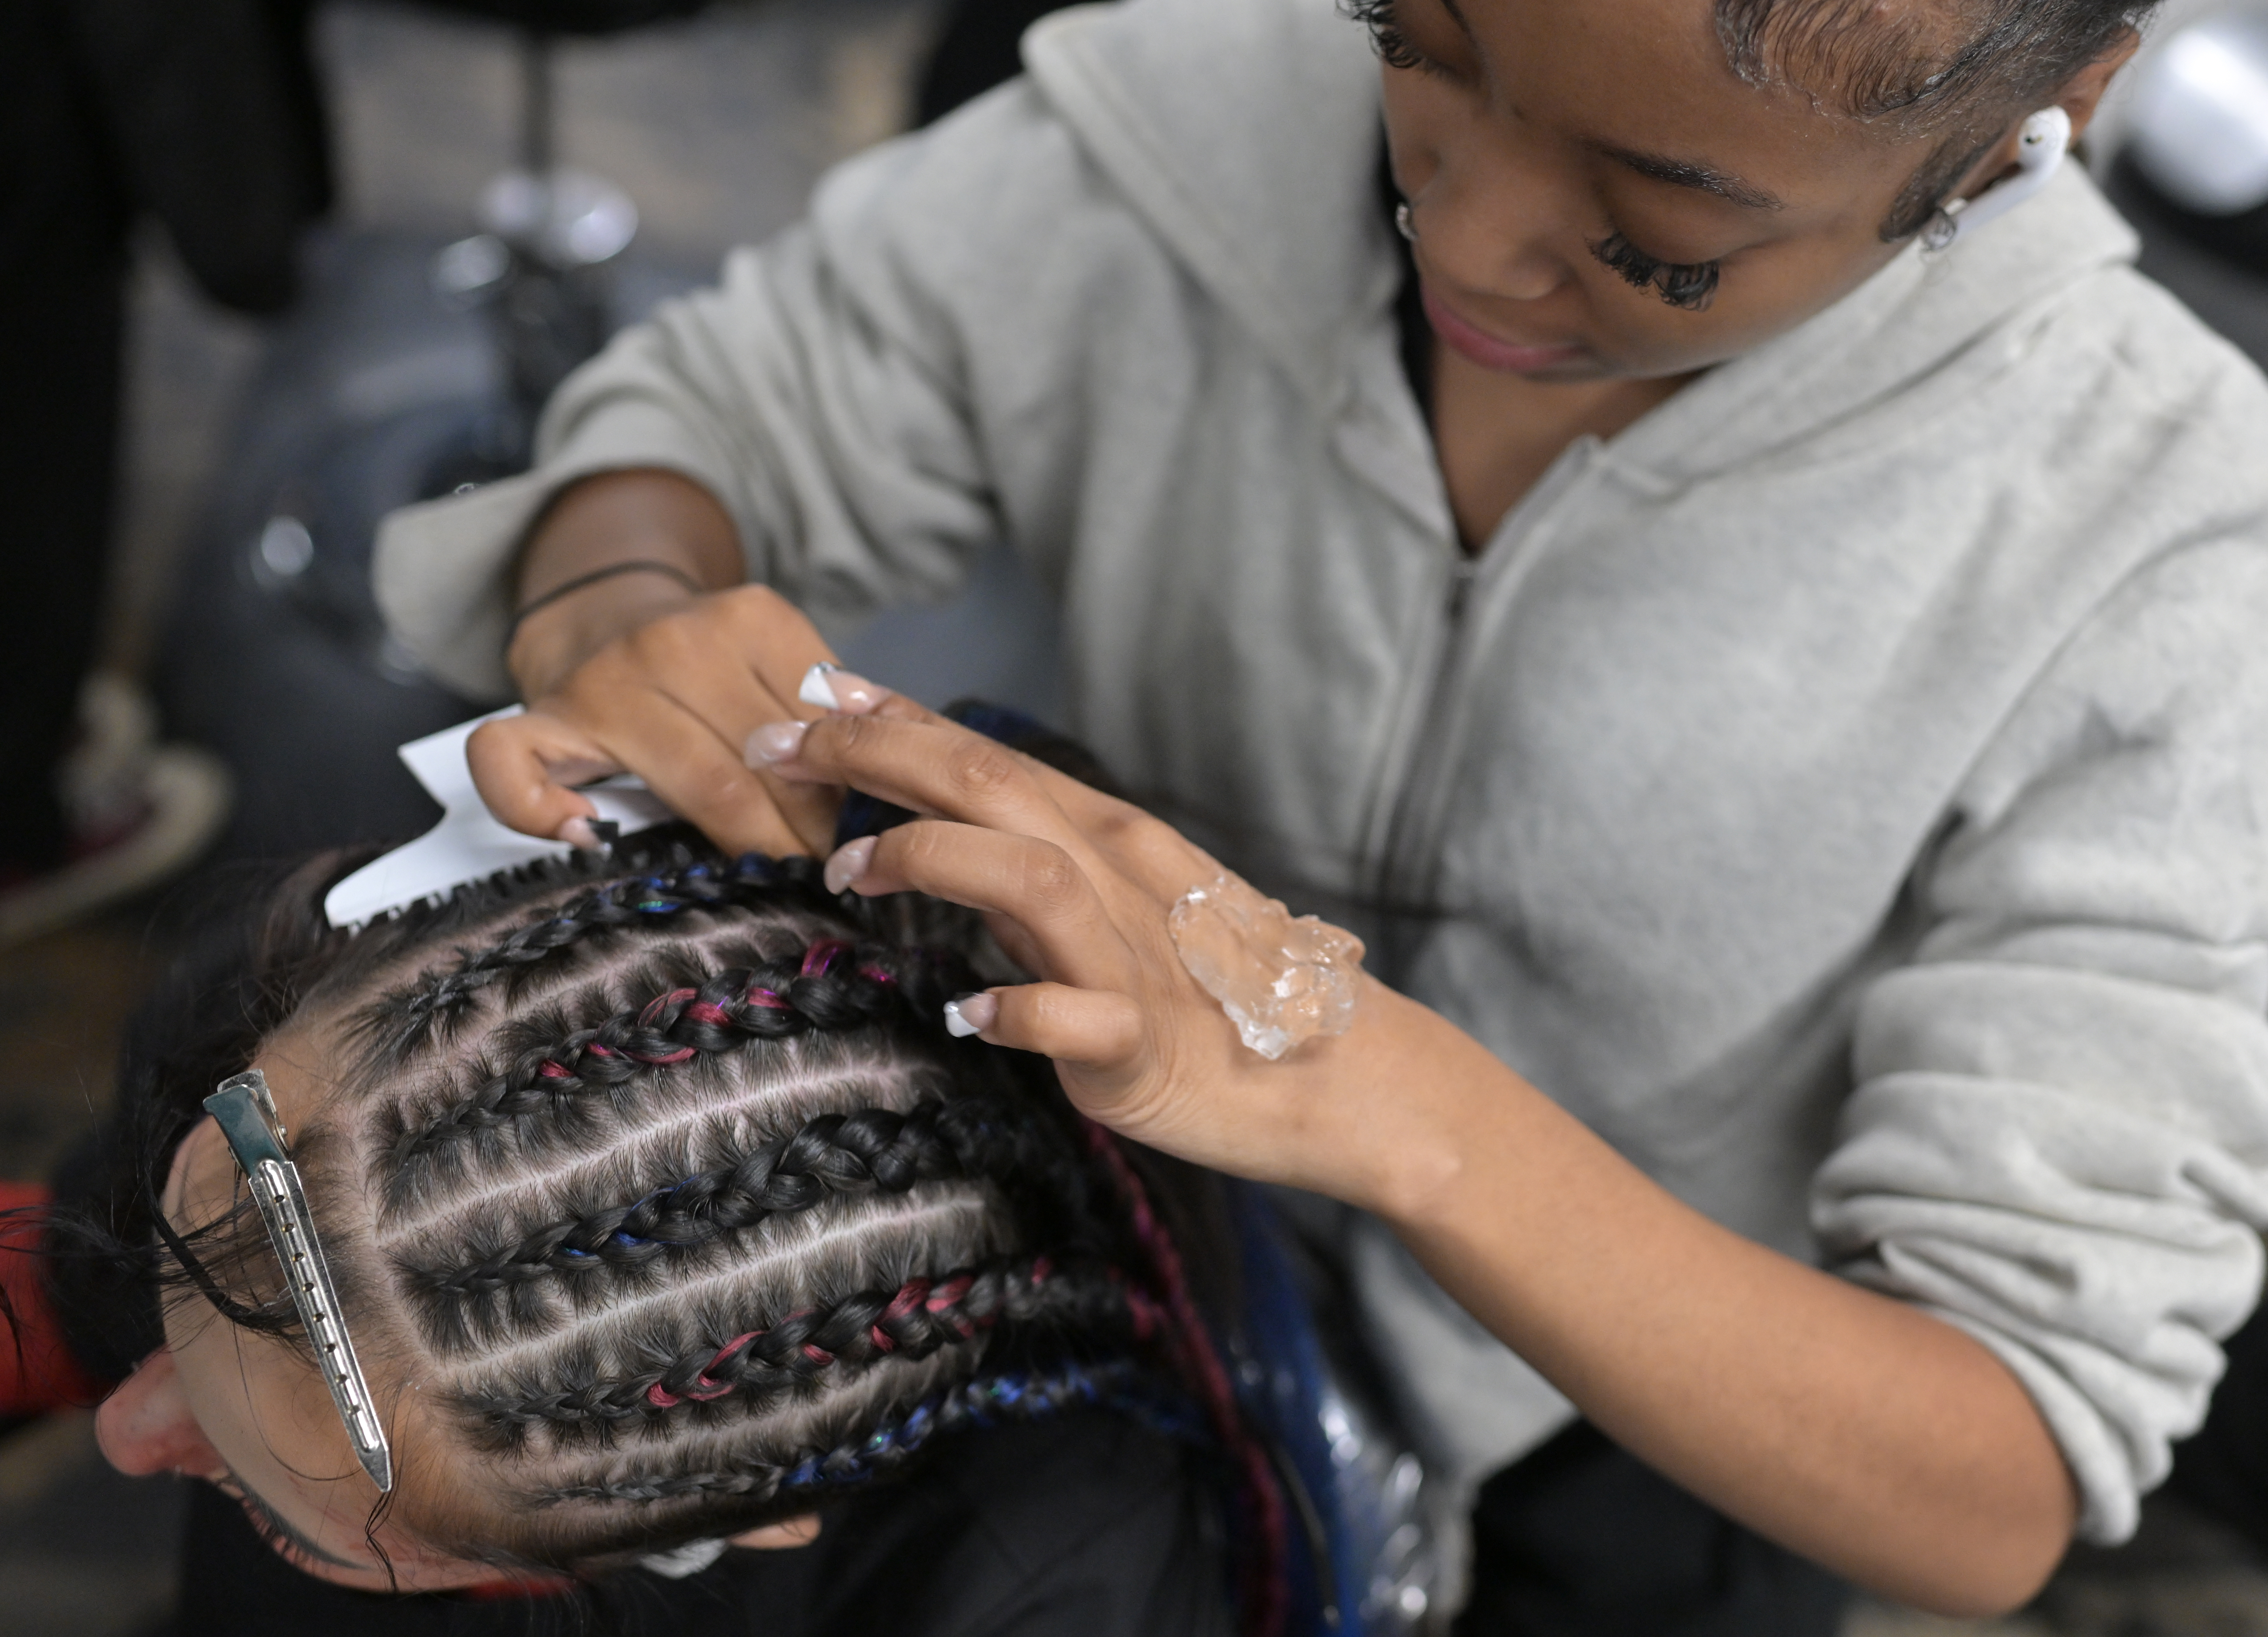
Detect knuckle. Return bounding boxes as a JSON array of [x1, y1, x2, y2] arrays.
[[817, 712, 877, 765], [628, 613, 701, 668], [1019, 844, 1085, 913], [942, 740, 1021, 803], [886, 820, 948, 872], [719, 583, 786, 622], [464, 720, 511, 764]]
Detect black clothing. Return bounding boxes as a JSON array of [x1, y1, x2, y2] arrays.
[[411, 1, 714, 34], [162, 1412, 1232, 1637], [914, 0, 1071, 127], [2173, 1299, 2268, 1551], [0, 0, 327, 871], [1456, 1423, 1852, 1637]]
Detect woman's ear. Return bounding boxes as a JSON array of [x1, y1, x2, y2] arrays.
[[94, 1349, 227, 1481], [2060, 28, 2145, 144], [1947, 33, 2141, 211]]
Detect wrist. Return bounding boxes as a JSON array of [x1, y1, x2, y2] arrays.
[[1289, 981, 1501, 1223], [507, 573, 702, 700], [506, 468, 743, 698]]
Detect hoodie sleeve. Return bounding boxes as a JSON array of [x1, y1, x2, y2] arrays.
[[371, 81, 1089, 702], [1812, 532, 2268, 1543]]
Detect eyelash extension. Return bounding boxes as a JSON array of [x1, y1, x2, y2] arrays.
[[218, 1473, 348, 1574], [223, 1483, 324, 1572], [1345, 0, 1425, 71], [1590, 232, 1722, 311]]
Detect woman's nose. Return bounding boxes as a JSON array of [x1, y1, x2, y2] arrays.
[[1413, 165, 1572, 305]]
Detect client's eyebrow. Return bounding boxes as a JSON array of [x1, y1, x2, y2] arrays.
[[1587, 140, 1786, 211], [222, 1469, 367, 1570]]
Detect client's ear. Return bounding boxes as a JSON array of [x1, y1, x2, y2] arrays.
[[94, 1349, 226, 1481]]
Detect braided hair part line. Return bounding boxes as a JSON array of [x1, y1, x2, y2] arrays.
[[381, 949, 966, 1193], [408, 1096, 1037, 1303]]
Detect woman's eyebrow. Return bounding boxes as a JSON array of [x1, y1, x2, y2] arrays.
[[223, 1468, 368, 1570], [1587, 140, 1787, 211]]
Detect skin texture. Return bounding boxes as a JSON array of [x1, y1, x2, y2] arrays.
[[92, 1037, 819, 1589], [450, 0, 2150, 1611]]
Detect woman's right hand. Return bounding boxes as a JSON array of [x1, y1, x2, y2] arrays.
[[466, 469, 857, 859]]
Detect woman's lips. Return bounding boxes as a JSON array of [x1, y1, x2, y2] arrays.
[[1420, 282, 1587, 374]]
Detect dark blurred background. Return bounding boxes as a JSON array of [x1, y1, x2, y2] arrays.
[[2, 0, 2267, 1631]]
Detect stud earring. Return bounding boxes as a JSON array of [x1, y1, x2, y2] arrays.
[[1921, 105, 2073, 255], [1395, 202, 1417, 242]]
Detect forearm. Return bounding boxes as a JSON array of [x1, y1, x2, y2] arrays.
[[1314, 987, 2076, 1614], [506, 469, 746, 700]]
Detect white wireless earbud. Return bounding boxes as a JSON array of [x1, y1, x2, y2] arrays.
[[1922, 105, 2073, 251]]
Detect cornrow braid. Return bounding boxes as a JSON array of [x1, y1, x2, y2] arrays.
[[411, 1096, 1035, 1305], [387, 853, 837, 1037], [460, 1256, 1149, 1443], [537, 1359, 1195, 1506], [385, 948, 956, 1184]]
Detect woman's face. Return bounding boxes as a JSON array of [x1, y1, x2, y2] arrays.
[[1377, 0, 2126, 381], [92, 1042, 813, 1589]]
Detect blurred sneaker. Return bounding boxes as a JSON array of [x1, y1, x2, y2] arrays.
[[0, 674, 230, 948]]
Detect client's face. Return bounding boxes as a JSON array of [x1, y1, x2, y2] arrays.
[[92, 1039, 815, 1588]]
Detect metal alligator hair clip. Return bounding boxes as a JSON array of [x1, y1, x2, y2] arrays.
[[204, 1070, 395, 1493]]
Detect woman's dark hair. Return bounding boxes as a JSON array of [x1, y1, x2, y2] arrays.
[[1352, 0, 2161, 238], [1718, 0, 2159, 236], [49, 832, 1281, 1626]]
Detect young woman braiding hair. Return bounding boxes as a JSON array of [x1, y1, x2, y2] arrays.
[[378, 0, 2268, 1628]]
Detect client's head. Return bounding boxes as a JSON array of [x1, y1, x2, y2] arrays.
[[88, 840, 1203, 1593]]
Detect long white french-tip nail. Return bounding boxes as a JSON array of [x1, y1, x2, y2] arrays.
[[943, 992, 999, 1038], [557, 815, 602, 851], [800, 662, 890, 715], [823, 835, 878, 895], [745, 721, 808, 767]]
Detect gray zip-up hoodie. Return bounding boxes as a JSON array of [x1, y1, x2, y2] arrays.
[[376, 0, 2268, 1544]]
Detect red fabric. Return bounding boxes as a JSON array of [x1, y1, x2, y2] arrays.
[[454, 1576, 580, 1601], [0, 1181, 112, 1414]]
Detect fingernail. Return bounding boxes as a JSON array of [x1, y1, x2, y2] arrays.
[[823, 835, 877, 895], [557, 816, 602, 851], [798, 662, 841, 710], [800, 662, 890, 716], [745, 721, 808, 767], [943, 992, 998, 1038]]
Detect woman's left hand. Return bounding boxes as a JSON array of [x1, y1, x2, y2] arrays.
[[751, 690, 1460, 1206]]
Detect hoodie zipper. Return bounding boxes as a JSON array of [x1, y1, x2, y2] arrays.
[[1358, 442, 1598, 973], [1364, 553, 1479, 927]]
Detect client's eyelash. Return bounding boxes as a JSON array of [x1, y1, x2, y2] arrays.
[[1590, 232, 1721, 310], [217, 1477, 330, 1573], [1347, 0, 1428, 72]]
